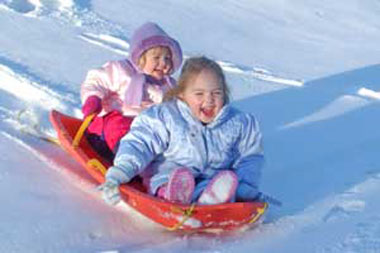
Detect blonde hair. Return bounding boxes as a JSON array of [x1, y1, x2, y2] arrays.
[[137, 46, 173, 72], [164, 56, 230, 104]]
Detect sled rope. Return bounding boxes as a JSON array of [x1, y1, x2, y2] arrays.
[[36, 134, 60, 146], [17, 109, 60, 145], [168, 204, 196, 231], [87, 158, 107, 175], [249, 202, 268, 224], [72, 113, 95, 147]]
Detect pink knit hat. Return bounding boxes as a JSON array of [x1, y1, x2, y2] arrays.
[[130, 22, 183, 73]]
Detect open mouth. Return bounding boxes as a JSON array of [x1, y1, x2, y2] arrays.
[[153, 69, 164, 76], [201, 108, 214, 118]]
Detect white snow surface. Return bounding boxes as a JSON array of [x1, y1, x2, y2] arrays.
[[1, 0, 380, 252]]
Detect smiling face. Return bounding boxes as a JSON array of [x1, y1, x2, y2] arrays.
[[179, 69, 225, 124], [139, 46, 172, 80]]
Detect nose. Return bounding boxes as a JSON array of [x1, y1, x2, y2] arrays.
[[205, 93, 215, 104], [158, 58, 167, 68]]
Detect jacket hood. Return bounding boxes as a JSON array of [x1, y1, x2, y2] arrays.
[[129, 22, 183, 73]]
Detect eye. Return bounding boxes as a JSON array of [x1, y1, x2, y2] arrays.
[[164, 56, 172, 63], [212, 90, 223, 96]]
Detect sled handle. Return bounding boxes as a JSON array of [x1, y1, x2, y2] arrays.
[[167, 204, 196, 231], [87, 158, 107, 175], [72, 113, 96, 148], [249, 202, 268, 224]]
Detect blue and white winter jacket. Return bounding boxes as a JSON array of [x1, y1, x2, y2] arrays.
[[106, 99, 264, 201]]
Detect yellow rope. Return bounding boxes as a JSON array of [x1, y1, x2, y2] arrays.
[[38, 135, 60, 146], [167, 202, 268, 230], [89, 157, 196, 231], [249, 202, 268, 224], [16, 109, 60, 145], [87, 158, 107, 175], [72, 113, 95, 148], [167, 203, 196, 231]]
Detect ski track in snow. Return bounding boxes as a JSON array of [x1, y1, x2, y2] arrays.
[[0, 129, 96, 192], [0, 126, 163, 231], [0, 58, 83, 133], [0, 128, 171, 252], [77, 30, 304, 87], [78, 32, 130, 57], [2, 0, 304, 88], [1, 0, 304, 90], [217, 60, 304, 87], [76, 30, 303, 88], [0, 62, 76, 109], [0, 0, 307, 132]]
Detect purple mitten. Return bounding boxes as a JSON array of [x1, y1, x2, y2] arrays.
[[82, 95, 102, 117]]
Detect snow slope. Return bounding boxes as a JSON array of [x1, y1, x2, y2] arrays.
[[1, 0, 380, 252]]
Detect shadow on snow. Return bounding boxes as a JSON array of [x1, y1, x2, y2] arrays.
[[233, 64, 380, 220]]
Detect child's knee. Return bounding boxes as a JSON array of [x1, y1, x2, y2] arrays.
[[103, 111, 134, 151]]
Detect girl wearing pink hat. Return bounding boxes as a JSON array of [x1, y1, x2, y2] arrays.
[[80, 22, 183, 159]]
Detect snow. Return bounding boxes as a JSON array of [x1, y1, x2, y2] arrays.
[[1, 0, 380, 252]]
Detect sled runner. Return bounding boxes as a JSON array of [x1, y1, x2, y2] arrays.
[[49, 110, 267, 232]]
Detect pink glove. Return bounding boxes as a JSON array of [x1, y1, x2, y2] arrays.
[[82, 95, 102, 117]]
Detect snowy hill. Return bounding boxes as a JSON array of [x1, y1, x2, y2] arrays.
[[1, 0, 380, 252]]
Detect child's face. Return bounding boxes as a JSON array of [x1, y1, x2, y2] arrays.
[[140, 47, 172, 80], [179, 69, 225, 124]]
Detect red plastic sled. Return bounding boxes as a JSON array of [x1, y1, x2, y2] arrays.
[[49, 110, 267, 232]]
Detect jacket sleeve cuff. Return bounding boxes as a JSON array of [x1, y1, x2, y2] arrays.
[[105, 166, 135, 185], [236, 182, 259, 201]]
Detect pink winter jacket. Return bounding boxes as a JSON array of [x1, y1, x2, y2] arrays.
[[80, 59, 176, 117]]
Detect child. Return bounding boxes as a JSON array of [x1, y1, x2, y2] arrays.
[[100, 56, 264, 206], [80, 22, 182, 157]]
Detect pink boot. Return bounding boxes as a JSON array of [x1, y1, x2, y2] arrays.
[[198, 171, 238, 205], [164, 168, 195, 204]]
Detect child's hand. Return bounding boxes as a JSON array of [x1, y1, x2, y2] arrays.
[[147, 85, 164, 104], [98, 180, 121, 205], [82, 95, 102, 118]]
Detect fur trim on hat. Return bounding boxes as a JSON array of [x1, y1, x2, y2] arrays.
[[129, 22, 183, 73]]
